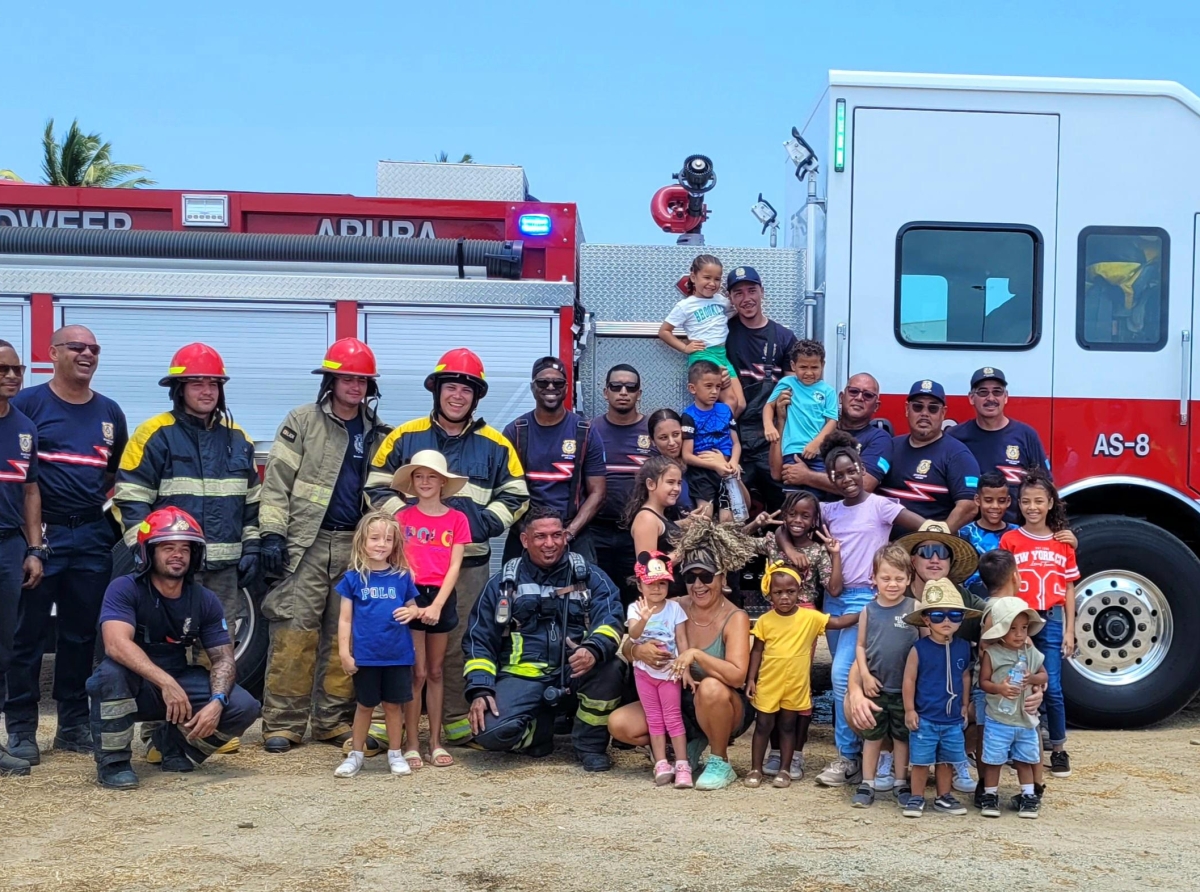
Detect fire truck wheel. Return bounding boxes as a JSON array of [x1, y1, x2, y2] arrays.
[[1063, 514, 1200, 728], [109, 542, 269, 699]]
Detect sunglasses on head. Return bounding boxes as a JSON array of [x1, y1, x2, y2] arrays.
[[912, 543, 952, 560], [607, 381, 639, 393], [925, 609, 965, 624], [683, 569, 715, 585], [54, 341, 101, 356], [533, 377, 565, 391], [844, 385, 878, 401]]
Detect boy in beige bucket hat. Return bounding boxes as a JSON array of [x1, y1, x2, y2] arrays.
[[978, 596, 1049, 819]]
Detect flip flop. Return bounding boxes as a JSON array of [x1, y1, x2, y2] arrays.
[[426, 746, 454, 767], [403, 750, 423, 770]]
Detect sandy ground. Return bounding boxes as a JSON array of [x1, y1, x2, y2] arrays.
[[4, 654, 1200, 892]]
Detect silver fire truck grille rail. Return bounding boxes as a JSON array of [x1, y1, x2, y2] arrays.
[[576, 243, 806, 417]]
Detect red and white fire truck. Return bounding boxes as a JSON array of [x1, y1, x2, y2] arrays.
[[2, 70, 1199, 728]]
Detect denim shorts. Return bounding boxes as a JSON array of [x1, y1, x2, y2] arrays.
[[971, 684, 988, 729], [909, 720, 967, 767], [982, 721, 1041, 766]]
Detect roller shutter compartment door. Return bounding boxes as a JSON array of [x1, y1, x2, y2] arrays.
[[364, 308, 557, 429], [60, 300, 334, 446], [0, 298, 25, 362]]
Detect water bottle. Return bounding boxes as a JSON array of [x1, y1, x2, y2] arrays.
[[724, 478, 749, 523], [997, 653, 1028, 716]]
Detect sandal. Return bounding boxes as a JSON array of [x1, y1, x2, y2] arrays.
[[403, 750, 423, 770], [743, 769, 764, 788], [426, 746, 454, 767], [772, 772, 792, 789]]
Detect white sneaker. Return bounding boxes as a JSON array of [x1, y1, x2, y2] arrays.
[[335, 751, 364, 778], [763, 749, 781, 776], [387, 750, 413, 776], [788, 752, 805, 781], [874, 752, 895, 791], [951, 760, 975, 793], [816, 756, 862, 787]]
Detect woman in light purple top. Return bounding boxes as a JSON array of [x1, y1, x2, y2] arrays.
[[815, 432, 923, 782]]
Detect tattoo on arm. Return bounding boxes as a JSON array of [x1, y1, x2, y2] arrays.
[[206, 644, 236, 696]]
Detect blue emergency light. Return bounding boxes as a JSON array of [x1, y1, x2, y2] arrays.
[[517, 214, 552, 237]]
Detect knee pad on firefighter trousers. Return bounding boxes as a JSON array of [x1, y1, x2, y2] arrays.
[[474, 710, 535, 753]]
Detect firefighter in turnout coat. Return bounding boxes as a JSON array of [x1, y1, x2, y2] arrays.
[[463, 506, 624, 771], [365, 348, 529, 744], [257, 338, 390, 752]]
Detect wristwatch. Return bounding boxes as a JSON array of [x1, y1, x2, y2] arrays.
[[25, 545, 49, 561], [210, 692, 228, 707]]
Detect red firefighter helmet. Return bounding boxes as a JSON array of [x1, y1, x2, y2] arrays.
[[136, 506, 206, 574], [312, 338, 379, 377], [423, 348, 489, 398], [158, 343, 229, 387]]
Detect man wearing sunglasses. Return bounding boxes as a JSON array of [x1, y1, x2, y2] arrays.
[[948, 368, 1049, 524], [501, 357, 607, 564], [589, 364, 653, 604], [771, 372, 894, 499], [879, 380, 980, 531], [6, 326, 128, 766], [723, 266, 798, 511]]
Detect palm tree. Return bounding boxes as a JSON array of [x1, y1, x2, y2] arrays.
[[434, 151, 474, 163], [41, 119, 155, 188]]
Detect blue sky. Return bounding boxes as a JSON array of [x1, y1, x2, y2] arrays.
[[4, 0, 1200, 246]]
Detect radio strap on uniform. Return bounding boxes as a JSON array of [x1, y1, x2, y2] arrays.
[[513, 417, 591, 521]]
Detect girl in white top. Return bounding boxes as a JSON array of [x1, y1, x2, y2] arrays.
[[627, 551, 692, 789], [658, 254, 745, 415]]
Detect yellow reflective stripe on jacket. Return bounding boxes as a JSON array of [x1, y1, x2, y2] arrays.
[[206, 542, 244, 562], [476, 424, 524, 479], [504, 662, 549, 679], [508, 632, 524, 666], [293, 479, 333, 507], [112, 481, 158, 505], [259, 505, 288, 529], [122, 525, 139, 548], [464, 658, 497, 676], [119, 412, 175, 471], [592, 624, 621, 644], [159, 477, 249, 498], [267, 439, 302, 471], [369, 417, 431, 468]]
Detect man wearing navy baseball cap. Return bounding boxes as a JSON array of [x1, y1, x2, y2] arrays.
[[948, 367, 1049, 523], [723, 265, 798, 511], [879, 379, 980, 530]]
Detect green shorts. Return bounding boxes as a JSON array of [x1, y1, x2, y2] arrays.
[[687, 343, 738, 380], [860, 691, 909, 742]]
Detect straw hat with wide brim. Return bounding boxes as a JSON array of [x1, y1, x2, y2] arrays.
[[894, 520, 979, 584], [904, 578, 983, 626], [391, 449, 468, 498]]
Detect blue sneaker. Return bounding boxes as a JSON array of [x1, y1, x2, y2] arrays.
[[694, 755, 737, 791]]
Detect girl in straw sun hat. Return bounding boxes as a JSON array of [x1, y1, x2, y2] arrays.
[[392, 450, 470, 768]]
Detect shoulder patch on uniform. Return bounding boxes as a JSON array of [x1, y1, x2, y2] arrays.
[[279, 427, 297, 443]]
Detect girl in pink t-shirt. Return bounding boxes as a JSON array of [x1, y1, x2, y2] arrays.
[[393, 450, 470, 768]]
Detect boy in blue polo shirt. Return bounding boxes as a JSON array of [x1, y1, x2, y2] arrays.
[[680, 360, 740, 513]]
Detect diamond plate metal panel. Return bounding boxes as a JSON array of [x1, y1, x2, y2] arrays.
[[376, 161, 528, 201], [0, 263, 572, 307], [579, 243, 806, 335], [577, 243, 806, 416], [578, 335, 690, 419]]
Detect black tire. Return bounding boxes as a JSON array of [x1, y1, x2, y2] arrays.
[[109, 543, 269, 698], [1063, 515, 1200, 728]]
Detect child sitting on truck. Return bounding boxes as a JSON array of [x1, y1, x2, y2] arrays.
[[680, 361, 742, 519], [659, 254, 745, 415], [763, 340, 838, 494]]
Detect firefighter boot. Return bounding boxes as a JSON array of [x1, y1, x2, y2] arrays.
[[6, 733, 39, 765], [0, 745, 31, 777], [571, 658, 623, 772], [153, 725, 194, 773], [53, 724, 94, 755], [97, 761, 140, 790]]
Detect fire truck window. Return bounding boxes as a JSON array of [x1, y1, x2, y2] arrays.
[[1077, 227, 1168, 352], [896, 226, 1039, 349]]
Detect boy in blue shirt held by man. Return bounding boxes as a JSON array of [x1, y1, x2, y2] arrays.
[[680, 360, 741, 515], [901, 579, 979, 818], [763, 340, 837, 494]]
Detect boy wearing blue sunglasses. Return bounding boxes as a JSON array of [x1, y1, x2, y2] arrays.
[[900, 579, 980, 818]]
